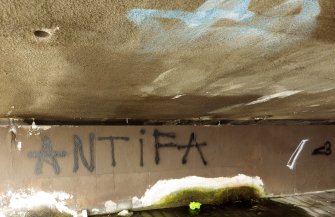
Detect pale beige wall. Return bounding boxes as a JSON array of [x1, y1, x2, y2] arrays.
[[0, 125, 334, 210]]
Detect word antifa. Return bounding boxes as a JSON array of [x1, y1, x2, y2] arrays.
[[28, 129, 208, 175]]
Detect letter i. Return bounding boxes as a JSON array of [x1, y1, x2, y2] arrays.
[[139, 129, 146, 167]]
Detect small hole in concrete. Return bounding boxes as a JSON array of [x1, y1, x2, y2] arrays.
[[33, 30, 50, 38]]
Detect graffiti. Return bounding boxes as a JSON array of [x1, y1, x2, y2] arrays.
[[21, 128, 335, 176], [286, 139, 309, 170], [129, 0, 254, 32], [73, 133, 96, 173], [25, 129, 209, 175], [139, 129, 146, 167], [127, 0, 320, 53], [129, 0, 255, 30], [154, 129, 207, 165], [98, 136, 130, 167], [139, 138, 144, 167], [28, 136, 67, 175], [180, 132, 207, 165], [312, 141, 332, 156]]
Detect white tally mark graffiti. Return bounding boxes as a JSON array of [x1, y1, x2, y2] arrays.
[[287, 139, 309, 170], [128, 0, 320, 53]]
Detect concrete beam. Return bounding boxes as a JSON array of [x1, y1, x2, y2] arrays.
[[0, 125, 334, 212]]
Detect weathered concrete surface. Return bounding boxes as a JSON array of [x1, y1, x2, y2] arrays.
[[274, 190, 335, 216], [0, 0, 334, 121], [0, 125, 334, 212]]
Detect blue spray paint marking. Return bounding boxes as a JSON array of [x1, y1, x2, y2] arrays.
[[128, 0, 254, 26], [128, 0, 254, 40], [127, 0, 320, 52]]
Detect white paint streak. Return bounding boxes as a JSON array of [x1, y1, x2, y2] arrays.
[[209, 103, 244, 114], [222, 83, 245, 91], [153, 68, 178, 83], [31, 121, 38, 130], [310, 88, 334, 93], [5, 106, 15, 116], [9, 125, 17, 135], [28, 121, 53, 136], [247, 90, 301, 105], [307, 104, 320, 107], [20, 125, 52, 130], [16, 141, 22, 151], [172, 94, 184, 99], [287, 139, 309, 170]]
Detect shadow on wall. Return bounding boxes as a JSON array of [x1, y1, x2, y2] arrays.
[[113, 94, 261, 119]]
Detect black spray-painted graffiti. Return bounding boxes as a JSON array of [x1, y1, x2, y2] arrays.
[[98, 136, 130, 167], [28, 136, 67, 175], [154, 129, 207, 165], [28, 129, 207, 175], [139, 129, 145, 167], [312, 141, 332, 156], [73, 133, 96, 173]]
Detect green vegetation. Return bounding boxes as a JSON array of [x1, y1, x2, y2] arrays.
[[189, 201, 202, 210], [137, 185, 264, 210]]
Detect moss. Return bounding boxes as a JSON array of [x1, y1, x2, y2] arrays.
[[23, 207, 73, 217], [128, 199, 312, 217], [135, 185, 264, 211]]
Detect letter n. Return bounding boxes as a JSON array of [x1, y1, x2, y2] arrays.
[[73, 133, 96, 172]]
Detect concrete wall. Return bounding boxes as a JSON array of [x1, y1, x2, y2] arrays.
[[0, 125, 334, 210]]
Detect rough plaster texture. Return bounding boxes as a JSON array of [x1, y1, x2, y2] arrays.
[[0, 125, 334, 211], [0, 0, 334, 121]]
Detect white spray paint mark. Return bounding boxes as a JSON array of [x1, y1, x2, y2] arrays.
[[209, 103, 244, 114], [9, 125, 17, 135], [246, 90, 301, 105], [29, 120, 41, 136], [16, 141, 22, 151], [307, 104, 320, 107], [287, 139, 309, 170], [5, 106, 15, 116], [310, 87, 334, 94], [172, 94, 184, 99], [31, 121, 38, 130], [153, 68, 178, 83], [20, 125, 52, 130]]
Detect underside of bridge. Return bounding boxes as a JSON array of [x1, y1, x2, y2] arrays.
[[0, 0, 335, 216], [0, 0, 334, 124]]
